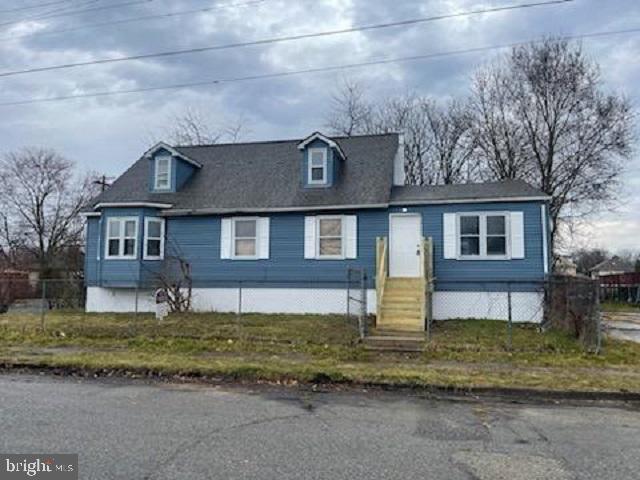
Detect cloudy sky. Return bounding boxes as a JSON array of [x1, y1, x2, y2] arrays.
[[0, 0, 638, 252]]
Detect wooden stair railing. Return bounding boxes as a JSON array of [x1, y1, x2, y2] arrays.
[[375, 237, 388, 325]]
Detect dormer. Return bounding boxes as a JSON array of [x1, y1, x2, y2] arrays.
[[297, 132, 346, 188], [143, 142, 202, 193]]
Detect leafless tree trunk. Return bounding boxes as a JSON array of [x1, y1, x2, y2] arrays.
[[0, 148, 99, 278], [153, 255, 193, 313], [470, 38, 635, 249]]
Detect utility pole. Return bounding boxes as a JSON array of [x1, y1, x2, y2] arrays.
[[92, 175, 113, 192]]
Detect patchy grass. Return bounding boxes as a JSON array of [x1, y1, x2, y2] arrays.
[[1, 311, 640, 393], [602, 302, 640, 313]]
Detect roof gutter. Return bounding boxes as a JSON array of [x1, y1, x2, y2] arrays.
[[94, 202, 174, 210], [389, 195, 551, 206], [160, 203, 389, 217]]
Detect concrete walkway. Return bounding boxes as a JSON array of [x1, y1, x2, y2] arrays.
[[603, 311, 640, 343]]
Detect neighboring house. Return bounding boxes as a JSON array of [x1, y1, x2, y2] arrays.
[[589, 256, 634, 279], [82, 132, 551, 327]]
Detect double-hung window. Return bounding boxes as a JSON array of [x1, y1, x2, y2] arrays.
[[144, 218, 165, 260], [458, 213, 509, 259], [106, 217, 138, 259], [232, 218, 258, 259], [317, 216, 343, 258], [308, 148, 327, 184], [155, 155, 171, 190]]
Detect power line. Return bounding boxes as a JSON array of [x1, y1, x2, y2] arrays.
[[0, 0, 77, 15], [0, 0, 153, 29], [0, 0, 268, 42], [2, 0, 103, 27], [1, 26, 637, 108], [0, 0, 574, 79]]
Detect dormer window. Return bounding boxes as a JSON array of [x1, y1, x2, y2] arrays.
[[308, 148, 327, 184], [154, 155, 171, 190]]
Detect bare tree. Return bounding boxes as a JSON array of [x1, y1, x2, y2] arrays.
[[157, 107, 249, 146], [470, 39, 635, 248], [151, 256, 193, 313], [0, 148, 98, 278], [325, 81, 474, 185], [325, 78, 373, 136], [423, 99, 475, 184]]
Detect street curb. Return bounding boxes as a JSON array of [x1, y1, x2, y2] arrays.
[[2, 362, 640, 405]]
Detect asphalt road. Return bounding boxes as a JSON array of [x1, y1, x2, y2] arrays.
[[1, 375, 639, 479]]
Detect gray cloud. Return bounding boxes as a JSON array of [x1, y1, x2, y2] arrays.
[[0, 0, 638, 250]]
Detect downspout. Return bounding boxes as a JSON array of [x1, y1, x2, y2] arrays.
[[97, 215, 103, 286], [541, 203, 549, 276]]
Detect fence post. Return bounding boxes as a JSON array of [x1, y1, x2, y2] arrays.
[[359, 269, 367, 339], [40, 279, 47, 332], [594, 280, 602, 354], [346, 268, 351, 322], [236, 281, 242, 336], [507, 282, 513, 351], [134, 285, 139, 320]]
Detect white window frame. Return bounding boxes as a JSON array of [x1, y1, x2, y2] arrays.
[[308, 148, 327, 185], [154, 155, 172, 190], [105, 217, 138, 260], [143, 217, 165, 260], [231, 217, 259, 260], [457, 212, 510, 260], [316, 215, 344, 260]]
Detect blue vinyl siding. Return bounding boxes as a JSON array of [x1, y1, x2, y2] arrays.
[[85, 201, 547, 290], [85, 207, 163, 287], [175, 159, 197, 190], [395, 201, 546, 292]]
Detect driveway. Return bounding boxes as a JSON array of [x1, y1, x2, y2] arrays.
[[0, 375, 639, 479], [603, 311, 640, 343]]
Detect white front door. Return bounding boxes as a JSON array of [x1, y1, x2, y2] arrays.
[[389, 214, 422, 277]]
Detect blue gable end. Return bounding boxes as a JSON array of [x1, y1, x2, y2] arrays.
[[301, 138, 339, 188], [148, 148, 197, 193]]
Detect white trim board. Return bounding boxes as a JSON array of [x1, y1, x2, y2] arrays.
[[297, 132, 346, 160], [142, 141, 203, 168], [541, 204, 549, 275], [161, 198, 550, 216]]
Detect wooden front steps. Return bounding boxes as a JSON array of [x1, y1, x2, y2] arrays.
[[377, 277, 425, 332], [363, 329, 426, 352]]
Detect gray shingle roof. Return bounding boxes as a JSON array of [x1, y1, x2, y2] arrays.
[[390, 180, 548, 204], [89, 134, 549, 214], [89, 133, 399, 212]]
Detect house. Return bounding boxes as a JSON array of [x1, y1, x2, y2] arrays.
[[589, 256, 634, 279], [82, 132, 551, 328]]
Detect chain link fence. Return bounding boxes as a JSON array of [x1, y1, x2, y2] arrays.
[[0, 274, 602, 352], [544, 276, 602, 353]]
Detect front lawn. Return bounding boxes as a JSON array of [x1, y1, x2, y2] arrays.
[[1, 311, 639, 393], [602, 302, 640, 313]]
